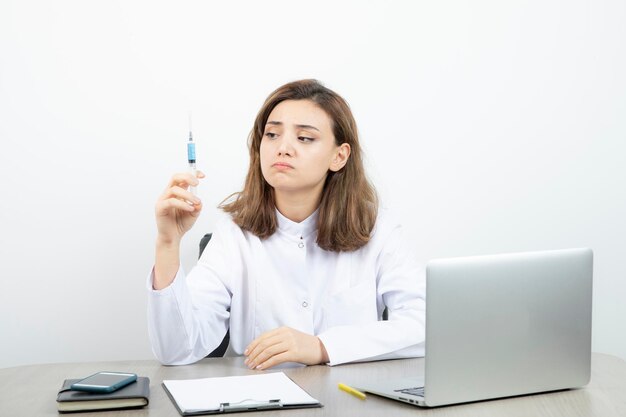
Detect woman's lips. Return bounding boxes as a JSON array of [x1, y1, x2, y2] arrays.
[[272, 162, 294, 170]]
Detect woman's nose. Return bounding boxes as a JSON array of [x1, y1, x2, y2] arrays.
[[277, 135, 295, 156]]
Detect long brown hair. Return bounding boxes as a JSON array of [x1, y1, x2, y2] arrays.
[[220, 79, 378, 252]]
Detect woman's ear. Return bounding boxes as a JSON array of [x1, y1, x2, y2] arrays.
[[330, 143, 351, 172]]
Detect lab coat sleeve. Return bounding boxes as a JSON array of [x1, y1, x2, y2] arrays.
[[317, 224, 426, 366], [146, 219, 238, 365]]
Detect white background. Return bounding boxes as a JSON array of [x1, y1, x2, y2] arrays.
[[1, 0, 624, 369]]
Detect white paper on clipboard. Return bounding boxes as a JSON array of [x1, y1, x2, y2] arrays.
[[163, 372, 320, 414]]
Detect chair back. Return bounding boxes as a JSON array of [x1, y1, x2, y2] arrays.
[[199, 233, 230, 358]]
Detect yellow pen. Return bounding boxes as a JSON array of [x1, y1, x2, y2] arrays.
[[338, 383, 367, 400]]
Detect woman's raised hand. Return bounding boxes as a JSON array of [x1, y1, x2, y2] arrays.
[[155, 171, 205, 245]]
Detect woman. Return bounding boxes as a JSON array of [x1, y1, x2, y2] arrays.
[[148, 79, 425, 369]]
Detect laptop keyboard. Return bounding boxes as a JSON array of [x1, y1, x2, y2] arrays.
[[394, 386, 424, 397]]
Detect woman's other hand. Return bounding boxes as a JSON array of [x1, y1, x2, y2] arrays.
[[244, 327, 330, 370]]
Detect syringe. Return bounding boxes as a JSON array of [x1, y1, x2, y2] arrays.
[[187, 112, 197, 195]]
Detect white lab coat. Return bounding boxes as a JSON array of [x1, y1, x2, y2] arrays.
[[147, 207, 425, 366]]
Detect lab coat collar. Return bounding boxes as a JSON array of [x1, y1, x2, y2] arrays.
[[276, 207, 319, 239]]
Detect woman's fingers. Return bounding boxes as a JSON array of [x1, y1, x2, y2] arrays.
[[247, 341, 290, 370], [256, 351, 292, 371], [244, 331, 269, 356], [167, 172, 202, 190], [155, 193, 198, 217], [245, 327, 283, 356], [245, 333, 283, 367], [156, 197, 196, 215], [164, 185, 201, 205]]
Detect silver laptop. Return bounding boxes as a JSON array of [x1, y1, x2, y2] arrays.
[[357, 248, 593, 407]]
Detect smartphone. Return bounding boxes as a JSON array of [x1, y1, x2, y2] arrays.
[[70, 371, 137, 393]]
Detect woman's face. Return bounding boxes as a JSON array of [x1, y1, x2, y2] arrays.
[[260, 99, 348, 194]]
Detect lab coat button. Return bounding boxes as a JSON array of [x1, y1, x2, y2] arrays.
[[298, 242, 304, 248], [302, 301, 308, 308]]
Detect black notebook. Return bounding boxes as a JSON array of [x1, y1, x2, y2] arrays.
[[57, 377, 150, 413]]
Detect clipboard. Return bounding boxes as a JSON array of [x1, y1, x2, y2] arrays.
[[162, 372, 322, 415]]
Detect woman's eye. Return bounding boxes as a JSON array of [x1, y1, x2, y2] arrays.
[[298, 136, 314, 143], [264, 132, 277, 139]]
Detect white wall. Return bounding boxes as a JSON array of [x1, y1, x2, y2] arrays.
[[1, 0, 624, 369]]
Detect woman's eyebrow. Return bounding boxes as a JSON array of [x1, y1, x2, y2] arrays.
[[266, 121, 320, 132]]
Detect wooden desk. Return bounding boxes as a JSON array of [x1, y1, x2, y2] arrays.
[[1, 353, 624, 416]]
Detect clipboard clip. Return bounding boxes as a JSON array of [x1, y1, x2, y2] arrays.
[[220, 399, 283, 412]]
